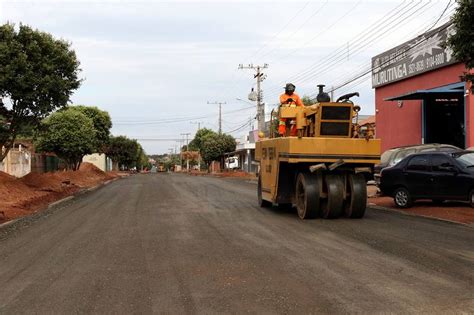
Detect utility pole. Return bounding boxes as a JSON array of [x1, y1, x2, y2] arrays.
[[190, 121, 203, 171], [191, 121, 203, 130], [207, 101, 226, 134], [181, 132, 191, 172], [238, 63, 268, 133]]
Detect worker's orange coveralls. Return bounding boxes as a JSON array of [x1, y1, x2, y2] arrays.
[[279, 93, 304, 136]]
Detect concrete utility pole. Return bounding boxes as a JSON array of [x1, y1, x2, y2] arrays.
[[181, 133, 191, 171], [238, 63, 268, 133], [207, 101, 226, 134], [190, 121, 203, 130]]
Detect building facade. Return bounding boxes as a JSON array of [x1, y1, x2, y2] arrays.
[[373, 22, 474, 152], [82, 153, 113, 172]]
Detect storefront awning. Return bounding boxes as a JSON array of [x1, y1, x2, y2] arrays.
[[384, 82, 465, 101]]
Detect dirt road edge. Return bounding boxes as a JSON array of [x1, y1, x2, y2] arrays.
[[0, 177, 122, 234]]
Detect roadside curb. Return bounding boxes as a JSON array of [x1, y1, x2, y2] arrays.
[[0, 176, 122, 230], [47, 195, 75, 209], [0, 218, 20, 229], [368, 204, 473, 228]]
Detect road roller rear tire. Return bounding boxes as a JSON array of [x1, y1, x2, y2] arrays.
[[321, 174, 344, 219], [344, 173, 367, 218], [258, 176, 272, 208], [295, 173, 321, 219]]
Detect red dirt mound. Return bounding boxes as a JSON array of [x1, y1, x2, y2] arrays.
[[21, 172, 67, 192], [0, 163, 119, 224]]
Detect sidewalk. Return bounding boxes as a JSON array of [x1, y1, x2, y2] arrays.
[[368, 185, 474, 225]]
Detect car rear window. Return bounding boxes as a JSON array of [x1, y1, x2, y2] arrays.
[[406, 155, 429, 171]]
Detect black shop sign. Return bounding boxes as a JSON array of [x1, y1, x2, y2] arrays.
[[371, 22, 457, 88]]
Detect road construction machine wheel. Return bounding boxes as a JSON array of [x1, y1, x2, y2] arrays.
[[295, 173, 321, 219], [321, 174, 344, 219], [258, 175, 272, 208], [344, 173, 367, 218]]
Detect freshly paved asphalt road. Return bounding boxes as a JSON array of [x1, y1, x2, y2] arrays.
[[1, 173, 473, 313]]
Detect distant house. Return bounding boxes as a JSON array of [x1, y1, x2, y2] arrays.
[[358, 115, 376, 137], [224, 130, 258, 174]]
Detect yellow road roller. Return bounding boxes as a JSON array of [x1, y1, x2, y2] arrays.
[[255, 85, 381, 219]]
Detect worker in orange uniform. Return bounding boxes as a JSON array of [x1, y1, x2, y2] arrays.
[[279, 83, 304, 136]]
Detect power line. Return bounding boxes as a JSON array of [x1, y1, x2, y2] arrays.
[[325, 20, 454, 95], [225, 119, 253, 134], [293, 0, 435, 86], [263, 0, 426, 98], [426, 0, 452, 31], [258, 0, 329, 59], [249, 1, 311, 59], [113, 105, 254, 125], [268, 0, 364, 64], [328, 12, 455, 99], [324, 6, 455, 97]]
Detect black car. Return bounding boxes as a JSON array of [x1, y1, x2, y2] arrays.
[[374, 144, 460, 184], [379, 151, 474, 208]]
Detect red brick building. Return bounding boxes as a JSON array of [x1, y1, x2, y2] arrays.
[[373, 22, 474, 152]]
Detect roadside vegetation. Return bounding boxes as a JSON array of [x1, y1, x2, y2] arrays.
[[0, 23, 82, 161], [447, 0, 474, 81], [188, 128, 236, 168], [0, 23, 147, 171]]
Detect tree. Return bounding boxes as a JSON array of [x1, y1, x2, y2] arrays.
[[0, 23, 82, 161], [68, 105, 112, 152], [188, 128, 215, 151], [447, 0, 474, 80], [35, 109, 95, 170], [107, 136, 140, 169], [301, 95, 314, 106], [200, 133, 236, 166], [135, 144, 148, 170]]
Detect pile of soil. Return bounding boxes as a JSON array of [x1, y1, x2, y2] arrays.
[[0, 163, 118, 224]]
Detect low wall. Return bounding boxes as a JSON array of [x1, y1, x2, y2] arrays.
[[0, 148, 32, 178]]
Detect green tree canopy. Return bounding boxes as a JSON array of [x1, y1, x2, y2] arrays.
[[136, 144, 148, 170], [200, 133, 236, 166], [188, 128, 215, 151], [447, 0, 474, 78], [35, 109, 95, 170], [107, 135, 141, 169], [0, 23, 82, 161], [68, 105, 112, 153], [301, 95, 314, 106]]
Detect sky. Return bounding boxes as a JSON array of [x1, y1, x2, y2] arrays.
[[0, 0, 455, 154]]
